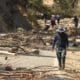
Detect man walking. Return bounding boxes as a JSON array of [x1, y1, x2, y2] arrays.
[[43, 13, 48, 24], [73, 16, 79, 28], [73, 16, 79, 46], [52, 27, 68, 70], [56, 14, 61, 25], [50, 15, 56, 28]]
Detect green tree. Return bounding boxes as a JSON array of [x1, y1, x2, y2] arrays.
[[54, 0, 78, 17], [19, 0, 52, 28]]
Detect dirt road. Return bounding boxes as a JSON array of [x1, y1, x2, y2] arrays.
[[0, 49, 79, 80]]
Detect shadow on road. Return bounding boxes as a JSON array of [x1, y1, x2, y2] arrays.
[[46, 75, 73, 80]]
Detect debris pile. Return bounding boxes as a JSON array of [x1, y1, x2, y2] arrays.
[[0, 29, 49, 55], [0, 70, 47, 80]]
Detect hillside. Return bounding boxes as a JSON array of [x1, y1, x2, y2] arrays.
[[0, 0, 80, 32], [0, 0, 32, 32]]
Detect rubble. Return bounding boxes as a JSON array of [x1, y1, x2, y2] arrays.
[[10, 46, 40, 55], [0, 23, 80, 56], [5, 65, 13, 71], [0, 30, 46, 55]]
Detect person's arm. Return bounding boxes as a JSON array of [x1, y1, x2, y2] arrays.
[[52, 34, 57, 49], [66, 34, 69, 48]]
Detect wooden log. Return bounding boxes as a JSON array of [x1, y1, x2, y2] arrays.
[[10, 46, 40, 55], [0, 51, 15, 55]]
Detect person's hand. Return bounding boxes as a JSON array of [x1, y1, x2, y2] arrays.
[[66, 47, 68, 51]]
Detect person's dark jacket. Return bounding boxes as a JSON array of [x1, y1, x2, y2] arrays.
[[74, 17, 79, 23], [73, 17, 79, 27], [52, 32, 68, 49]]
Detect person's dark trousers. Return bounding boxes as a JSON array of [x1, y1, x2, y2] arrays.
[[56, 48, 66, 69], [57, 19, 60, 24], [75, 22, 78, 28], [44, 18, 47, 24]]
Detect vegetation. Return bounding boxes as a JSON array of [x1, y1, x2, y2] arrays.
[[17, 0, 52, 29], [53, 0, 78, 17], [0, 0, 79, 32]]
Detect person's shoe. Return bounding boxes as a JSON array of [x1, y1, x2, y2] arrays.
[[62, 66, 65, 70], [59, 67, 62, 70]]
